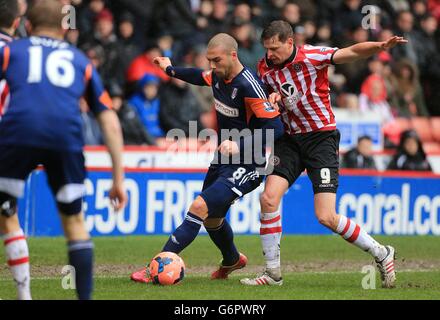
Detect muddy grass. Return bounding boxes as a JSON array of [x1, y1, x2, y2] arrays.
[[2, 259, 440, 279]]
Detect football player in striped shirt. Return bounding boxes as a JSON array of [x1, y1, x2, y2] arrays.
[[131, 33, 284, 283], [241, 20, 407, 288]]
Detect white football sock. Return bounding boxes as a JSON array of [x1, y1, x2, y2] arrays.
[[336, 215, 387, 261], [260, 211, 282, 271], [3, 229, 32, 300]]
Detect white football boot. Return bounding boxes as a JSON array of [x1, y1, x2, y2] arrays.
[[375, 245, 396, 288], [240, 268, 283, 286]]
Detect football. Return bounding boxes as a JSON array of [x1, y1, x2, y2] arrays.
[[149, 252, 185, 285]]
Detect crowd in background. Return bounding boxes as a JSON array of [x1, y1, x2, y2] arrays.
[[17, 0, 440, 170]]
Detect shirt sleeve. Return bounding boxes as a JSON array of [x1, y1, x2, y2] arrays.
[[166, 66, 212, 86], [0, 45, 10, 79], [84, 63, 113, 115], [243, 72, 279, 120], [302, 45, 339, 69]]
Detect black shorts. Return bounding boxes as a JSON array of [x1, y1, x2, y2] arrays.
[[271, 129, 340, 194], [200, 164, 263, 218], [0, 145, 86, 215]]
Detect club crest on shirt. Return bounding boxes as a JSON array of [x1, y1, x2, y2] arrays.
[[293, 63, 302, 72], [231, 87, 238, 99]]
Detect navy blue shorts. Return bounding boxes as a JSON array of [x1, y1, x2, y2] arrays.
[[0, 145, 86, 215], [199, 164, 263, 218]]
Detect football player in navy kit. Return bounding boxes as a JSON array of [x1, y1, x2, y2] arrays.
[[131, 33, 284, 283]]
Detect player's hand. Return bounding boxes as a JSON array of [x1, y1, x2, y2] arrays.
[[218, 140, 239, 156], [268, 93, 281, 112], [153, 57, 172, 71], [269, 92, 282, 104], [109, 183, 128, 212], [381, 36, 408, 50]]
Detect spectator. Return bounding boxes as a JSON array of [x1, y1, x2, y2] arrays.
[[359, 72, 394, 123], [261, 0, 287, 25], [391, 10, 420, 65], [312, 21, 333, 46], [107, 83, 153, 145], [293, 25, 307, 47], [207, 0, 230, 37], [81, 8, 125, 93], [332, 0, 364, 41], [159, 77, 204, 137], [415, 15, 440, 116], [428, 0, 440, 23], [335, 26, 370, 93], [65, 29, 80, 46], [392, 59, 429, 117], [114, 100, 157, 146], [358, 54, 395, 120], [157, 33, 174, 59], [77, 0, 105, 37], [126, 41, 169, 84], [117, 12, 142, 72], [233, 2, 253, 24], [229, 18, 265, 73], [411, 0, 428, 29], [183, 45, 213, 114], [302, 20, 317, 42], [342, 135, 377, 169], [127, 74, 165, 140], [156, 0, 208, 61], [281, 2, 302, 30], [387, 130, 432, 171]]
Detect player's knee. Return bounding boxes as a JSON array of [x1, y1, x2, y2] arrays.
[[316, 212, 337, 229], [260, 191, 281, 211], [0, 192, 17, 218], [204, 218, 224, 229], [189, 197, 208, 220]]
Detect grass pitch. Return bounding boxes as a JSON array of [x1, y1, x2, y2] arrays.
[[1, 235, 439, 300]]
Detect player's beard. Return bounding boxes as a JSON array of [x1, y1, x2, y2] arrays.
[[216, 65, 232, 80], [214, 70, 225, 79]]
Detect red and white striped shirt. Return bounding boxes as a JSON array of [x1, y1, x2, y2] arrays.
[[0, 31, 13, 119], [257, 44, 339, 134]]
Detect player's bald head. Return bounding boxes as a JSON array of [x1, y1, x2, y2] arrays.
[[28, 0, 64, 31], [207, 33, 238, 53]]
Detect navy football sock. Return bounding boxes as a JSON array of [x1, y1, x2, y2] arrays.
[[68, 240, 94, 300], [206, 220, 239, 266], [162, 212, 204, 254]]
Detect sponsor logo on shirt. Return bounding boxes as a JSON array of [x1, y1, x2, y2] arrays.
[[214, 98, 239, 117]]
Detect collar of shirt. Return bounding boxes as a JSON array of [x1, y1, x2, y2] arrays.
[[0, 29, 13, 43]]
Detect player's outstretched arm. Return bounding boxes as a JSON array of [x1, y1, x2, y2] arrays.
[[154, 57, 211, 86], [97, 110, 128, 211], [332, 36, 408, 64]]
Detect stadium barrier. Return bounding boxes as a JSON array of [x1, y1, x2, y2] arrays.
[[18, 168, 440, 237]]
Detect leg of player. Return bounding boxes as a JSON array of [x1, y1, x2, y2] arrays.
[[131, 196, 208, 284], [60, 212, 94, 300], [0, 207, 32, 300], [204, 218, 239, 266], [314, 192, 396, 288], [162, 196, 207, 253], [204, 218, 247, 279], [240, 175, 287, 286]]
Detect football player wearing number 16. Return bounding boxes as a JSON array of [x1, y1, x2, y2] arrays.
[[131, 33, 284, 283], [0, 0, 128, 300], [240, 21, 407, 288]]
